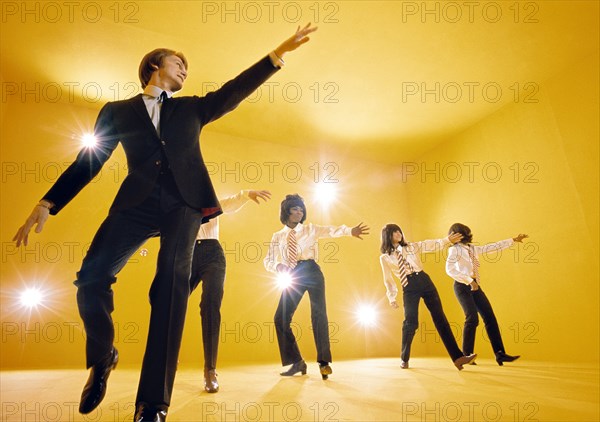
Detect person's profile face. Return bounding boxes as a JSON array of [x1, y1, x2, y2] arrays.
[[157, 55, 187, 92], [392, 229, 403, 244]]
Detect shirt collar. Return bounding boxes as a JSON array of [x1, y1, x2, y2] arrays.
[[143, 85, 173, 99], [283, 223, 303, 233]]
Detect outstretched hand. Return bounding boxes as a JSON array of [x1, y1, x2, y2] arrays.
[[274, 23, 318, 58], [351, 222, 370, 240], [13, 204, 50, 247], [513, 233, 529, 243], [248, 190, 271, 204], [448, 232, 464, 244]]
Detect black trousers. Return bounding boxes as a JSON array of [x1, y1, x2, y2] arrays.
[[189, 239, 226, 371], [274, 260, 332, 366], [453, 281, 505, 355], [401, 272, 463, 362], [74, 173, 203, 409]]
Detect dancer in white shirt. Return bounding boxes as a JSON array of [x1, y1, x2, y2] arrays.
[[379, 223, 477, 370], [190, 189, 270, 392], [445, 223, 528, 365], [264, 194, 369, 379]]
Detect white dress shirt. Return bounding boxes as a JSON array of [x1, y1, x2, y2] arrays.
[[264, 223, 352, 273], [196, 190, 252, 240], [379, 237, 450, 304], [142, 85, 173, 133], [445, 239, 514, 285]]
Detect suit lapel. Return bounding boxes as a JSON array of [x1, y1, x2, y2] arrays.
[[130, 94, 161, 140], [159, 98, 175, 137]]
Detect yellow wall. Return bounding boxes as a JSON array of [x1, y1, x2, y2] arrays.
[[1, 52, 597, 368], [0, 97, 408, 368], [403, 51, 599, 362]]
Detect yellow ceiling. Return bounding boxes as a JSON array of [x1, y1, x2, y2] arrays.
[[1, 1, 598, 163]]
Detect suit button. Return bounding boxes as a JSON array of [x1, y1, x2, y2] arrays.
[[155, 160, 161, 166], [161, 140, 166, 145]]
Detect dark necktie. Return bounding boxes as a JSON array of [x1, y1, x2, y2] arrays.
[[149, 92, 168, 132]]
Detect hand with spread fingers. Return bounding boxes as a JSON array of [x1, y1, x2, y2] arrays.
[[274, 23, 318, 59], [248, 190, 271, 204], [351, 222, 370, 239]]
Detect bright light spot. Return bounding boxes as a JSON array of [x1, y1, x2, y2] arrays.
[[19, 287, 43, 308], [81, 133, 97, 148], [276, 272, 293, 289], [356, 304, 377, 327], [314, 182, 337, 207]]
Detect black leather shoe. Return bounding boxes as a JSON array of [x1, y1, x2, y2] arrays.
[[496, 351, 520, 366], [134, 403, 167, 422], [79, 348, 118, 414], [280, 360, 307, 376], [204, 369, 219, 393], [319, 363, 332, 380], [454, 353, 477, 370]]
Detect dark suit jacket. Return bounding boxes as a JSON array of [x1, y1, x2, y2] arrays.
[[44, 56, 279, 222]]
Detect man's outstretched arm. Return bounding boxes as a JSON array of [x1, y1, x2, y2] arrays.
[[199, 23, 318, 124]]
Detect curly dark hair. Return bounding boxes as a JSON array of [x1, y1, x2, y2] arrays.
[[279, 194, 307, 225]]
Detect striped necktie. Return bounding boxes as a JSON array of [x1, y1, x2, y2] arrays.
[[287, 230, 298, 269], [468, 245, 480, 282], [396, 249, 409, 287]]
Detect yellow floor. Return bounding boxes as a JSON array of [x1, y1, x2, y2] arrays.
[[1, 358, 598, 421]]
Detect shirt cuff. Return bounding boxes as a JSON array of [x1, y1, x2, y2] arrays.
[[387, 290, 398, 304], [268, 51, 285, 68], [458, 277, 473, 285]]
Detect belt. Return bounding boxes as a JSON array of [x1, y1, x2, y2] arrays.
[[196, 239, 219, 244], [296, 259, 315, 265]]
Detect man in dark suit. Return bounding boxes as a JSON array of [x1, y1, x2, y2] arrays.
[[14, 24, 317, 422]]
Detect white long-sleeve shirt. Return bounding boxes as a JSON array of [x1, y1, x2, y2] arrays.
[[263, 222, 352, 273], [379, 237, 450, 304], [196, 190, 251, 240], [445, 239, 514, 285]]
